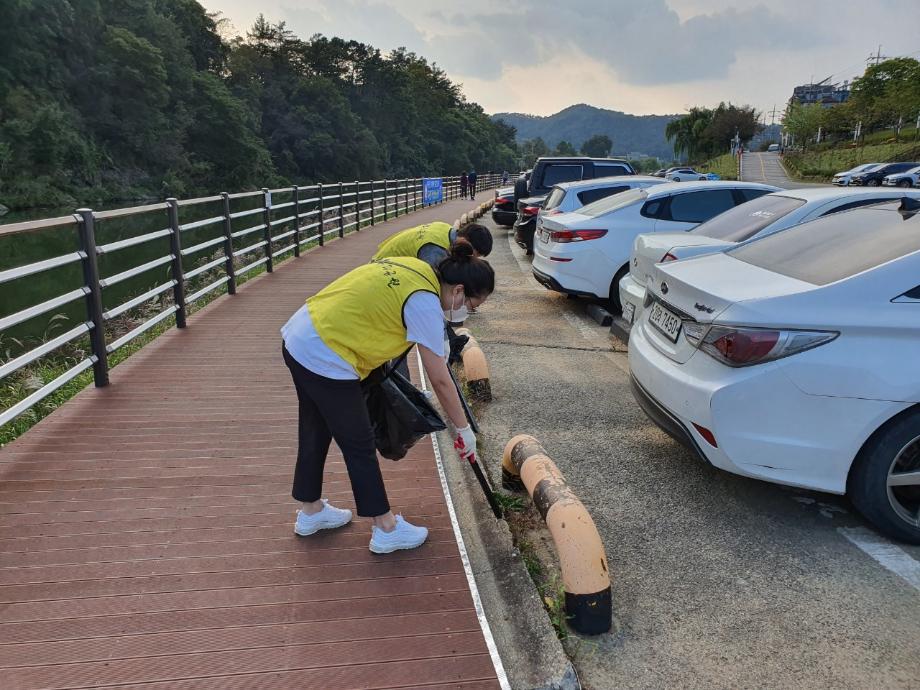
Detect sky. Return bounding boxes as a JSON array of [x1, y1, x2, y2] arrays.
[[205, 0, 920, 119]]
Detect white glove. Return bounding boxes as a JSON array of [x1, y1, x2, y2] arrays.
[[454, 424, 477, 461]]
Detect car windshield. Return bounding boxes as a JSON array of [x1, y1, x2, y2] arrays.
[[855, 164, 882, 173], [543, 187, 566, 211], [729, 207, 920, 285], [579, 188, 647, 218], [688, 194, 807, 242], [908, 166, 920, 175]]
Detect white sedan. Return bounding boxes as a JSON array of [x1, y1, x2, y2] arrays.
[[882, 165, 920, 188], [619, 187, 920, 327], [832, 163, 881, 186], [665, 168, 707, 182], [629, 198, 920, 543], [531, 181, 779, 310]]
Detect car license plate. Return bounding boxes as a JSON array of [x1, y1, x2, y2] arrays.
[[622, 302, 635, 324], [648, 301, 681, 342]]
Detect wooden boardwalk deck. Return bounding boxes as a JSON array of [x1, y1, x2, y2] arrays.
[[0, 199, 502, 689]]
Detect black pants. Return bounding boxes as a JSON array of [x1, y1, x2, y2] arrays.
[[283, 344, 390, 517]]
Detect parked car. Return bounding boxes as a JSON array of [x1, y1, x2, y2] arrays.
[[882, 164, 920, 188], [665, 167, 707, 182], [619, 187, 920, 327], [629, 197, 920, 543], [530, 181, 778, 310], [492, 186, 517, 226], [832, 163, 882, 186], [511, 157, 637, 254], [517, 177, 667, 253], [652, 168, 668, 177], [767, 143, 780, 152], [848, 162, 920, 187]]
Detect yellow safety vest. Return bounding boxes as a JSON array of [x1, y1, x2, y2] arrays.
[[373, 221, 453, 261], [307, 258, 441, 380]]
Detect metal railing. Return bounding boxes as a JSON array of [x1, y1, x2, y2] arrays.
[[0, 173, 502, 428]]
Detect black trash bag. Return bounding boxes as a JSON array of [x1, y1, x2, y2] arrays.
[[446, 324, 469, 365], [363, 363, 446, 460]]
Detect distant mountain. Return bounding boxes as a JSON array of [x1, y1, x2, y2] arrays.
[[492, 104, 679, 160]]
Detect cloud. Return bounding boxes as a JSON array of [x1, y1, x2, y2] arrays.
[[425, 0, 815, 84]]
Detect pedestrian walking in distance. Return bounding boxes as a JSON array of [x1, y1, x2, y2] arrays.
[[281, 241, 495, 553], [468, 169, 477, 200], [460, 172, 468, 199]]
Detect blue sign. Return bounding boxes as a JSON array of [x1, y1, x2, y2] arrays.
[[423, 178, 443, 206], [706, 172, 721, 181]]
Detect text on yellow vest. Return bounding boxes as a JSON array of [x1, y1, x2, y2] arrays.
[[307, 258, 440, 380], [373, 221, 453, 260]]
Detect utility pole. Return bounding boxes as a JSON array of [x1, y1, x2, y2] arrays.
[[866, 45, 890, 67], [770, 105, 778, 126]]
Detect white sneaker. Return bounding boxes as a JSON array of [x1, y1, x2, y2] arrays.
[[369, 515, 429, 553], [294, 500, 353, 536]]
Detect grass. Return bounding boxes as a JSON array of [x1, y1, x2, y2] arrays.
[[698, 153, 739, 180], [783, 140, 920, 182], [0, 196, 465, 446]]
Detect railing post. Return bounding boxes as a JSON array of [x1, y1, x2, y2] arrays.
[[370, 180, 376, 226], [383, 180, 389, 221], [355, 180, 360, 230], [292, 185, 301, 257], [220, 192, 237, 295], [75, 208, 110, 388], [405, 179, 410, 214], [412, 178, 418, 211], [262, 188, 274, 272], [165, 198, 188, 329], [318, 183, 325, 246], [337, 182, 345, 238]]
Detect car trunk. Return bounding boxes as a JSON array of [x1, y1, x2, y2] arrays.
[[630, 233, 730, 286], [641, 253, 815, 364]]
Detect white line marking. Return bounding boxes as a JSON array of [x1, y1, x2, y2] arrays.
[[416, 350, 512, 690], [839, 527, 920, 593]]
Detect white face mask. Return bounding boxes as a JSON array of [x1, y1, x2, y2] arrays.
[[443, 290, 469, 323]]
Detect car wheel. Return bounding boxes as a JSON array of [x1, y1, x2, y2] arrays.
[[672, 177, 680, 182], [898, 179, 912, 188], [849, 407, 920, 544], [607, 265, 629, 314], [866, 178, 880, 187]]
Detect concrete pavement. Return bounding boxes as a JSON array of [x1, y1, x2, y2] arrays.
[[741, 151, 826, 189], [464, 215, 920, 689]]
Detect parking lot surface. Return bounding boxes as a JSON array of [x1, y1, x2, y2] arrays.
[[471, 216, 920, 689]]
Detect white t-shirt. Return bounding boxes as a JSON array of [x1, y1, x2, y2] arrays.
[[281, 292, 445, 380]]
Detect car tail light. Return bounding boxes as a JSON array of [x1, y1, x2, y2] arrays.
[[495, 196, 512, 205], [546, 209, 562, 215], [697, 325, 838, 367], [523, 205, 541, 216], [660, 252, 678, 262], [548, 229, 607, 243]]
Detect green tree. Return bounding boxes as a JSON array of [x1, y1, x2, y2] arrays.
[[553, 140, 577, 156], [580, 134, 612, 157]]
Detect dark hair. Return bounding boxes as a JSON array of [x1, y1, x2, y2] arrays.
[[457, 223, 493, 257], [437, 239, 495, 298]]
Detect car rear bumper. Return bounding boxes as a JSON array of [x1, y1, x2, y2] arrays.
[[492, 208, 517, 225], [531, 266, 596, 297], [619, 272, 646, 322], [630, 375, 708, 462], [627, 322, 896, 494]]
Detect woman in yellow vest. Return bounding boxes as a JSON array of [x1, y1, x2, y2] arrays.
[[373, 221, 492, 267], [281, 240, 494, 553]]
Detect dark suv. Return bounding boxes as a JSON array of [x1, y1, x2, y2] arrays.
[[512, 157, 636, 254], [850, 162, 920, 187]]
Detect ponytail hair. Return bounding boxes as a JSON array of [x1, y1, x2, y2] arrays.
[[437, 238, 495, 298]]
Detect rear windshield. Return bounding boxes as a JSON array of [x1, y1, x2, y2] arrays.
[[689, 194, 806, 242], [592, 164, 631, 179], [729, 207, 920, 285], [541, 164, 583, 187], [543, 187, 566, 211], [579, 188, 647, 218]]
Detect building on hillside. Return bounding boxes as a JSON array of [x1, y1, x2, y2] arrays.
[[790, 78, 850, 107]]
